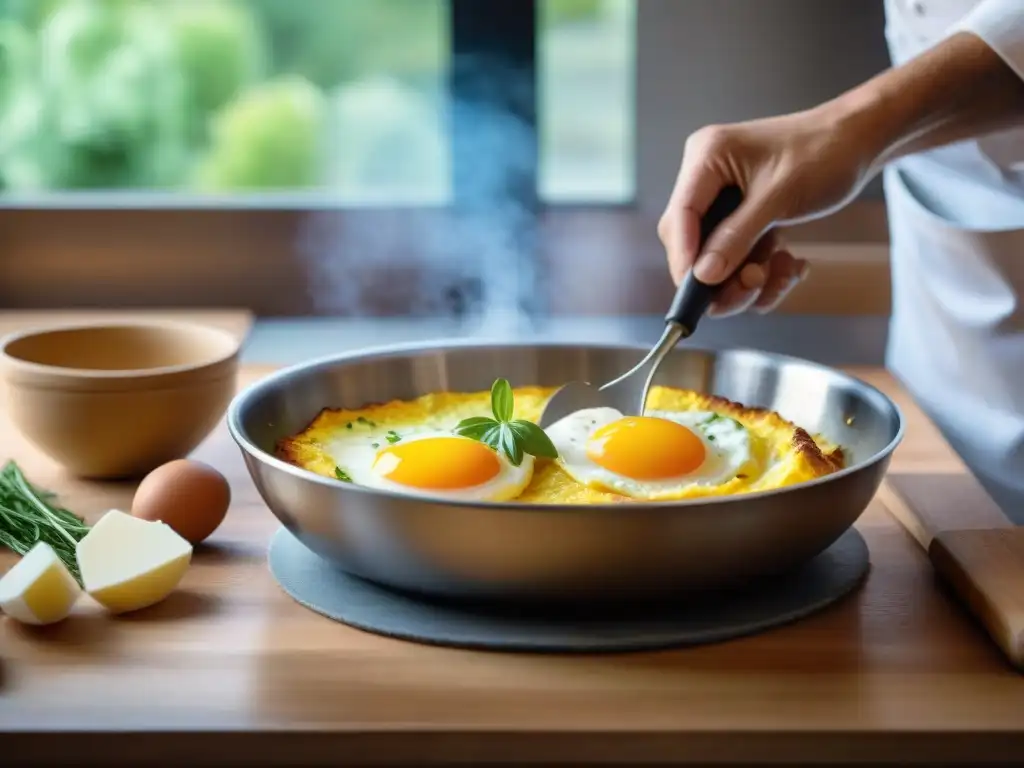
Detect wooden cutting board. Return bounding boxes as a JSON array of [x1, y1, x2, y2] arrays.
[[880, 472, 1024, 669]]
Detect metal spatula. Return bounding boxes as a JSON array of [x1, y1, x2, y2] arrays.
[[538, 185, 744, 429]]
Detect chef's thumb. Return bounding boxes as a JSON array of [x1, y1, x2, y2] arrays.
[[692, 193, 775, 285]]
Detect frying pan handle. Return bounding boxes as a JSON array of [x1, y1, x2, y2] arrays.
[[665, 185, 745, 333]]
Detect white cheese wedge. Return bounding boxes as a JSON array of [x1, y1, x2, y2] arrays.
[[0, 541, 82, 625], [76, 509, 193, 614]]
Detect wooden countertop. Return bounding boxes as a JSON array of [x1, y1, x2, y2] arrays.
[[2, 328, 1024, 764]]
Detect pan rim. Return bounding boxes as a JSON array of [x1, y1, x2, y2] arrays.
[[228, 338, 905, 514]]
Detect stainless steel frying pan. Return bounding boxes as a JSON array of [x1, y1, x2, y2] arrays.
[[228, 341, 903, 603]]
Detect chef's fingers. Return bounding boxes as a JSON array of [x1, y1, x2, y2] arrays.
[[753, 250, 810, 314], [661, 191, 728, 287], [676, 171, 731, 269], [661, 209, 689, 286], [707, 264, 768, 318], [659, 133, 737, 284], [707, 232, 775, 317], [693, 188, 779, 286]]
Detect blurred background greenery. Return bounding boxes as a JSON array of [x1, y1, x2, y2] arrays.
[[0, 0, 634, 202]]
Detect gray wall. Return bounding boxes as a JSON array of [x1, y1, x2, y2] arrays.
[[635, 0, 892, 216]]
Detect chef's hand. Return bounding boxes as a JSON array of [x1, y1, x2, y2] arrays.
[[658, 106, 873, 317], [660, 31, 1024, 318]]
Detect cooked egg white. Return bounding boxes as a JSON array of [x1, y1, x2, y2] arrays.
[[545, 407, 759, 500], [324, 428, 534, 502]]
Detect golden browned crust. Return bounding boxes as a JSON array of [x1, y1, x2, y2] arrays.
[[825, 445, 846, 470], [690, 392, 774, 420], [275, 438, 305, 465], [791, 427, 844, 474], [274, 408, 330, 466], [683, 392, 845, 475], [274, 402, 391, 467]]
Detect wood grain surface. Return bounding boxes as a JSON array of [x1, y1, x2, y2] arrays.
[[1, 356, 1024, 766], [880, 473, 1013, 552], [927, 528, 1024, 672], [881, 432, 1024, 672]]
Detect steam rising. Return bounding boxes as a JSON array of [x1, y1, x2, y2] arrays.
[[299, 62, 542, 336]]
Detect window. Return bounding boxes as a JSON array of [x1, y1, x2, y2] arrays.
[[0, 0, 636, 206], [0, 0, 452, 205], [0, 1, 885, 317], [540, 0, 636, 203]]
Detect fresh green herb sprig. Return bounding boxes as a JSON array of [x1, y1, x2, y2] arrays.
[[454, 379, 558, 467], [334, 466, 352, 482], [0, 461, 90, 584]]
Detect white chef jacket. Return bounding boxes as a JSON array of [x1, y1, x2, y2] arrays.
[[883, 0, 1024, 517]]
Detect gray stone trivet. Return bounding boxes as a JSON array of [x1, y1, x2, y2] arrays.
[[268, 527, 869, 653]]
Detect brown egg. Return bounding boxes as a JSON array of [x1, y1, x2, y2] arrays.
[[131, 459, 231, 545]]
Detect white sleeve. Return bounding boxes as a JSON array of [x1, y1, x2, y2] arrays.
[[953, 0, 1024, 81]]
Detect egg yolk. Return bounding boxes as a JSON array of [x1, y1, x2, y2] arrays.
[[374, 436, 501, 490], [586, 416, 706, 480]]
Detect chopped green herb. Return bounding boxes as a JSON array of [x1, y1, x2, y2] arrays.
[[701, 412, 744, 433], [345, 422, 353, 430], [707, 435, 716, 441], [454, 378, 559, 467], [0, 461, 90, 584], [371, 442, 379, 449], [386, 430, 402, 444], [356, 416, 377, 427], [334, 466, 352, 482]]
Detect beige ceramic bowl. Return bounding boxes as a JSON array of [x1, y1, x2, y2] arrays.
[[0, 321, 240, 479]]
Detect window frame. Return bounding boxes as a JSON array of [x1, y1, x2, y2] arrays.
[[0, 0, 891, 317]]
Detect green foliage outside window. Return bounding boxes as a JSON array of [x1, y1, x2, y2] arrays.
[[0, 0, 607, 194], [0, 0, 447, 192]]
